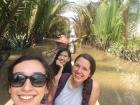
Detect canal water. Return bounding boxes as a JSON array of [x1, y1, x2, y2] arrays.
[[0, 43, 140, 105]]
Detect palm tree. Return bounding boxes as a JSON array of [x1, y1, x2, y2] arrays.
[[93, 0, 124, 50], [119, 0, 140, 48], [0, 0, 36, 50], [30, 0, 70, 43], [72, 5, 89, 38], [0, 0, 31, 36], [0, 0, 70, 50]]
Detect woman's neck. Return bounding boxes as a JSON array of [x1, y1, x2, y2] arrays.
[[68, 76, 82, 89]]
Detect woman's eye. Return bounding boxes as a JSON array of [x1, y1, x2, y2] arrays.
[[83, 68, 88, 71], [74, 64, 80, 68], [64, 55, 68, 58]]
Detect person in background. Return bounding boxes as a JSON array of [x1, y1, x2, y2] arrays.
[[53, 53, 100, 105], [46, 35, 69, 58], [55, 35, 69, 49], [45, 35, 69, 64], [6, 53, 52, 105], [46, 48, 72, 104], [50, 48, 72, 76]]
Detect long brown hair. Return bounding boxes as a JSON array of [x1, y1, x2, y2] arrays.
[[74, 53, 96, 105]]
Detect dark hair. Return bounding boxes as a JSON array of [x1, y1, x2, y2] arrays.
[[74, 53, 96, 105], [8, 52, 52, 87], [50, 48, 72, 77]]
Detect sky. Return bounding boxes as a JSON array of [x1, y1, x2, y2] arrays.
[[62, 11, 76, 19], [63, 0, 99, 19], [67, 0, 99, 4]]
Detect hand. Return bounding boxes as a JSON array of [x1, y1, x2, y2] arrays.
[[56, 59, 63, 69]]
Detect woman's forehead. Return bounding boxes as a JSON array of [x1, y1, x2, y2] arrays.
[[76, 57, 90, 65], [13, 60, 46, 75], [60, 51, 69, 55]]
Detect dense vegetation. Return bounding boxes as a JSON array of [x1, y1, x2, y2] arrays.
[[0, 0, 140, 63], [73, 0, 140, 62]]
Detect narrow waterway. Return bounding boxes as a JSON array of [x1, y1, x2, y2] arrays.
[[73, 45, 140, 105], [0, 43, 140, 105]]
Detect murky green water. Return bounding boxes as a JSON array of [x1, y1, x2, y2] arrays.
[[0, 43, 140, 105]]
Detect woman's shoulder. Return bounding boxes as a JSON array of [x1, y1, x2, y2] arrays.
[[92, 79, 100, 90], [88, 79, 100, 105]]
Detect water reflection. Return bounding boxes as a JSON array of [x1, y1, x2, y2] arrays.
[[121, 72, 139, 105], [123, 89, 138, 105], [121, 72, 139, 89]]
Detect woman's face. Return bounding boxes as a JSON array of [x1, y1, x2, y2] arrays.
[[9, 60, 48, 105], [57, 51, 70, 66], [72, 57, 91, 84]]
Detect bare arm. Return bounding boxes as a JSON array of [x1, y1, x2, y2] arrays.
[[47, 60, 64, 103], [88, 80, 100, 105]]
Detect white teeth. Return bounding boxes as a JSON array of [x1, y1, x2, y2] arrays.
[[20, 96, 34, 100]]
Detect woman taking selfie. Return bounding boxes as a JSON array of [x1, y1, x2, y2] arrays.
[[7, 53, 52, 105]]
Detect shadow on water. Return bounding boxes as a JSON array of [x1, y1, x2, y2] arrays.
[[0, 44, 140, 105]]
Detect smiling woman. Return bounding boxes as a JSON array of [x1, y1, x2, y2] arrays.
[[6, 53, 52, 105], [52, 53, 100, 105]]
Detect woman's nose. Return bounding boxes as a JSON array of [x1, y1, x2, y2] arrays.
[[60, 55, 64, 58], [76, 67, 82, 73], [21, 79, 33, 91]]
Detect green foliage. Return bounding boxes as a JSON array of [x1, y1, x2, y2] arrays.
[[0, 0, 32, 36], [0, 32, 31, 51], [49, 16, 70, 37], [31, 0, 69, 36], [0, 0, 69, 51], [127, 37, 140, 51], [11, 35, 30, 51], [0, 0, 36, 51], [108, 41, 124, 56], [72, 5, 94, 37], [93, 0, 124, 49], [108, 36, 140, 56]]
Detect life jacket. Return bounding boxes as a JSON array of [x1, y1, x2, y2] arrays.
[[53, 73, 92, 105]]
